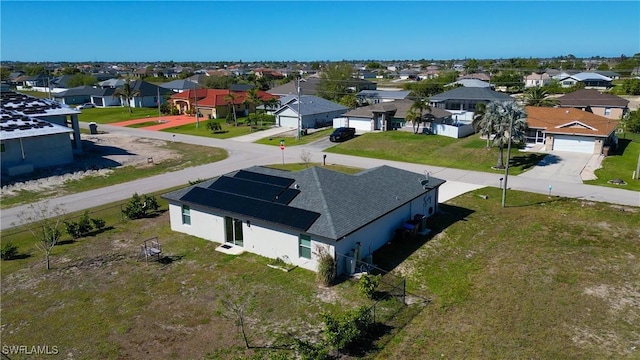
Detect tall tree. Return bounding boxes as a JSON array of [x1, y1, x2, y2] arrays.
[[243, 87, 262, 122], [409, 98, 431, 134], [113, 79, 140, 114], [523, 87, 559, 107], [485, 102, 528, 169], [472, 102, 495, 148], [224, 91, 239, 126], [67, 73, 98, 88], [317, 63, 354, 102]]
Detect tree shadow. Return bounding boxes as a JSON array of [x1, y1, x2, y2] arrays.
[[2, 253, 32, 261], [510, 153, 551, 170], [611, 138, 631, 155], [158, 255, 184, 265], [372, 204, 475, 274]]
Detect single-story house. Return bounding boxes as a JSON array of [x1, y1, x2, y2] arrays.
[[459, 72, 491, 82], [52, 86, 120, 107], [1, 90, 82, 156], [335, 99, 453, 134], [447, 79, 493, 88], [158, 79, 202, 93], [557, 89, 629, 120], [268, 76, 376, 97], [170, 89, 277, 119], [117, 80, 174, 108], [274, 95, 348, 129], [523, 72, 551, 88], [429, 87, 515, 121], [356, 90, 411, 105], [162, 165, 445, 274], [555, 72, 612, 89], [524, 106, 619, 154]]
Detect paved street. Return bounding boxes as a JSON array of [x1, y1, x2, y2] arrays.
[[2, 124, 638, 230]]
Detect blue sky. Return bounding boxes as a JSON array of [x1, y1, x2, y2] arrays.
[[1, 1, 638, 62]]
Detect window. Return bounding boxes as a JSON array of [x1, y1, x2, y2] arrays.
[[181, 205, 191, 225], [604, 108, 611, 116], [299, 234, 311, 259], [0, 143, 4, 152]]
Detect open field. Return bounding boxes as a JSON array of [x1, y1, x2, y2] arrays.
[[2, 182, 638, 359], [326, 131, 547, 176]]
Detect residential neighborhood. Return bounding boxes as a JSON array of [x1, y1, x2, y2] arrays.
[[1, 1, 639, 358]]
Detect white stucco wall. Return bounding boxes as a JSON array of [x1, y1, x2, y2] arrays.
[[168, 202, 333, 272], [0, 133, 73, 174]]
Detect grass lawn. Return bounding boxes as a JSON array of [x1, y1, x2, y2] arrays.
[[2, 187, 638, 359], [16, 90, 50, 99], [585, 137, 640, 191], [1, 142, 228, 209], [373, 188, 640, 359], [77, 107, 162, 124], [266, 162, 363, 174], [0, 195, 369, 359], [254, 128, 334, 146], [326, 131, 546, 175], [161, 118, 269, 139]]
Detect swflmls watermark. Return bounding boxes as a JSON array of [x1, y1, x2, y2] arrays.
[[2, 345, 59, 355]]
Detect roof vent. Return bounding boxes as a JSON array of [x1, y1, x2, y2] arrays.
[[565, 110, 569, 114], [294, 184, 300, 190]]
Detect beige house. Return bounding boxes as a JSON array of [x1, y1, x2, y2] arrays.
[[524, 72, 551, 88], [558, 89, 629, 120]]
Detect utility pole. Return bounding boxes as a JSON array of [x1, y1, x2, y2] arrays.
[[193, 81, 199, 128], [501, 114, 515, 208], [157, 87, 161, 118], [296, 75, 302, 141]]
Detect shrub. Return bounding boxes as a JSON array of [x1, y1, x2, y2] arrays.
[[91, 218, 106, 231], [315, 246, 336, 287], [64, 211, 93, 239], [122, 193, 159, 220], [294, 338, 330, 360], [1, 242, 18, 260], [322, 306, 373, 353], [359, 273, 381, 299]]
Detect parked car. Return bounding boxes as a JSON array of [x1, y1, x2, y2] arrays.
[[329, 127, 356, 142], [76, 103, 95, 110]]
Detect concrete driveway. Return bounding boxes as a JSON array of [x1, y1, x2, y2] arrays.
[[517, 151, 594, 184]]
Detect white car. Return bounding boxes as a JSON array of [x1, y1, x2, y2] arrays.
[[76, 103, 95, 110]]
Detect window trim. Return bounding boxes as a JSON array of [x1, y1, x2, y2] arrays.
[[299, 234, 311, 259], [181, 205, 191, 225]]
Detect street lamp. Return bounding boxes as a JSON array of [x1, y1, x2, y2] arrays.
[[499, 177, 503, 189], [501, 114, 515, 208]]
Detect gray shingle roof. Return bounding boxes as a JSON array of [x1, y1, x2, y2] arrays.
[[356, 90, 411, 100], [268, 77, 322, 96], [53, 86, 116, 98], [164, 166, 445, 241], [430, 87, 515, 102], [558, 89, 629, 108], [159, 79, 201, 90], [344, 99, 451, 119], [274, 95, 348, 116]]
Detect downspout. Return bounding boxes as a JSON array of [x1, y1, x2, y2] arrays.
[[19, 138, 25, 160]]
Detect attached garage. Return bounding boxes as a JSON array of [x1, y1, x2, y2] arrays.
[[552, 135, 595, 154]]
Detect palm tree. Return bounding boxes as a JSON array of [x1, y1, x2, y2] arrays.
[[263, 97, 281, 113], [224, 91, 238, 126], [472, 102, 497, 148], [523, 87, 559, 107], [113, 79, 140, 114], [405, 108, 420, 132], [409, 98, 431, 134], [243, 87, 262, 124], [486, 101, 528, 169]]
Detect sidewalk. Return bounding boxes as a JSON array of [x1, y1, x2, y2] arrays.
[[229, 126, 295, 142]]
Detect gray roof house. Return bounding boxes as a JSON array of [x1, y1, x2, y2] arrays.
[[429, 87, 515, 121], [53, 86, 119, 107], [356, 90, 412, 104], [338, 99, 452, 133], [162, 165, 445, 274], [268, 77, 323, 97], [159, 79, 202, 93], [274, 95, 348, 129]]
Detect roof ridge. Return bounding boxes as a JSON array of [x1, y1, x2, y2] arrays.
[[307, 167, 339, 239]]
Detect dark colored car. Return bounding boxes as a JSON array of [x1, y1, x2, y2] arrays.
[[329, 127, 356, 142]]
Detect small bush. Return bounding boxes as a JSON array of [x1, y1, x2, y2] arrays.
[[122, 193, 159, 220], [359, 274, 381, 299], [322, 306, 373, 353], [294, 338, 330, 360], [1, 242, 19, 260], [91, 218, 106, 231]]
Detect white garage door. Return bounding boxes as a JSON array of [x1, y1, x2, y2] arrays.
[[553, 135, 595, 154], [278, 116, 298, 128]]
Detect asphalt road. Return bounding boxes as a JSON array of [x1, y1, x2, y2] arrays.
[[2, 124, 639, 230]]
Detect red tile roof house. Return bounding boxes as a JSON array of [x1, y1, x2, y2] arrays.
[[525, 106, 619, 154], [170, 89, 277, 119], [557, 89, 630, 120]]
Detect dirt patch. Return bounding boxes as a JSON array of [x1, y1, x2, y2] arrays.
[[1, 133, 180, 196]]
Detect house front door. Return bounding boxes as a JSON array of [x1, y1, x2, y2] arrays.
[[224, 216, 244, 247]]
